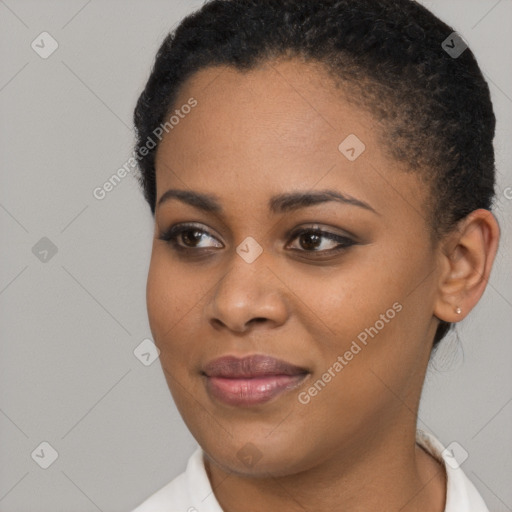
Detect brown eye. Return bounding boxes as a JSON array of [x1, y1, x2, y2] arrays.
[[179, 229, 207, 247], [158, 223, 223, 250], [287, 227, 355, 253]]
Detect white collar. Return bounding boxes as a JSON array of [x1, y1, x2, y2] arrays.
[[415, 429, 489, 511]]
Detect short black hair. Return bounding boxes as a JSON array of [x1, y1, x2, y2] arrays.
[[133, 0, 496, 348]]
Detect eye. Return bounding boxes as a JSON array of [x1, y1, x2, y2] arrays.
[[158, 222, 356, 255], [286, 225, 355, 254], [158, 222, 222, 250]]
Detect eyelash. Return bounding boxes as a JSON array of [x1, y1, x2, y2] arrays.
[[158, 222, 356, 255]]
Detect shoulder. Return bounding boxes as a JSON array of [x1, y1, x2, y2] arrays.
[[130, 445, 222, 512], [416, 429, 490, 512]]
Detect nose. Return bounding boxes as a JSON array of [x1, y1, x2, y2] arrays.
[[205, 252, 290, 333]]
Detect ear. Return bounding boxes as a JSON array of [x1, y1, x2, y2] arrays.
[[433, 209, 500, 323]]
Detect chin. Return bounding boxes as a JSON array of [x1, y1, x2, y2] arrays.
[[196, 423, 320, 477]]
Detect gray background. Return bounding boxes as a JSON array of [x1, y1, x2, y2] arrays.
[[0, 0, 511, 510]]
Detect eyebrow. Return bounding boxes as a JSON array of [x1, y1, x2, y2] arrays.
[[157, 188, 378, 215]]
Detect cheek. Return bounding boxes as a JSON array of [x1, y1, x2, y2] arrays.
[[146, 253, 170, 336], [145, 249, 213, 350], [146, 250, 189, 341], [292, 243, 433, 379], [284, 262, 401, 344], [311, 247, 435, 400]]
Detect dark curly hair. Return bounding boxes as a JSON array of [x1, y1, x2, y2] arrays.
[[133, 0, 496, 349]]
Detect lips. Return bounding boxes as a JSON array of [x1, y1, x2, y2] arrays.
[[203, 354, 308, 378], [202, 354, 309, 407]]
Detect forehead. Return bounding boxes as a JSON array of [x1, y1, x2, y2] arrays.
[[154, 59, 427, 223], [163, 59, 373, 158]]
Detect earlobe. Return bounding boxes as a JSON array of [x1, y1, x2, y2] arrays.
[[433, 209, 500, 324]]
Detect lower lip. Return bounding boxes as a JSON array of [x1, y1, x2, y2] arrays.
[[205, 374, 308, 406]]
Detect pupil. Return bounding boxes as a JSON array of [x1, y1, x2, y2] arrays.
[[301, 232, 320, 250], [184, 230, 202, 246]]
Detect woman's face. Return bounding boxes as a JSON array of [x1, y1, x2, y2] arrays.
[[147, 58, 443, 476]]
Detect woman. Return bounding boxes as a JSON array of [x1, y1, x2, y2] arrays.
[[131, 0, 500, 510]]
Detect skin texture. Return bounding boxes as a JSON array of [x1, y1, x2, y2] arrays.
[[146, 58, 500, 512]]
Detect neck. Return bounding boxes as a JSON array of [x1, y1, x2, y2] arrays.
[[204, 425, 446, 512]]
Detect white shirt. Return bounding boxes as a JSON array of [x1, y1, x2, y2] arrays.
[[131, 429, 489, 511]]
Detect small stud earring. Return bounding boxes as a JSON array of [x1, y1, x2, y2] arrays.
[[455, 307, 462, 315]]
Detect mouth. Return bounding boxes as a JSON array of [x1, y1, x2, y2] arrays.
[[201, 354, 309, 407]]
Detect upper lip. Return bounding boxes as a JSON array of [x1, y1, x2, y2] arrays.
[[202, 354, 309, 378]]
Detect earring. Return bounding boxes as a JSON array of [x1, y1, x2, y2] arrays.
[[455, 307, 462, 315]]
